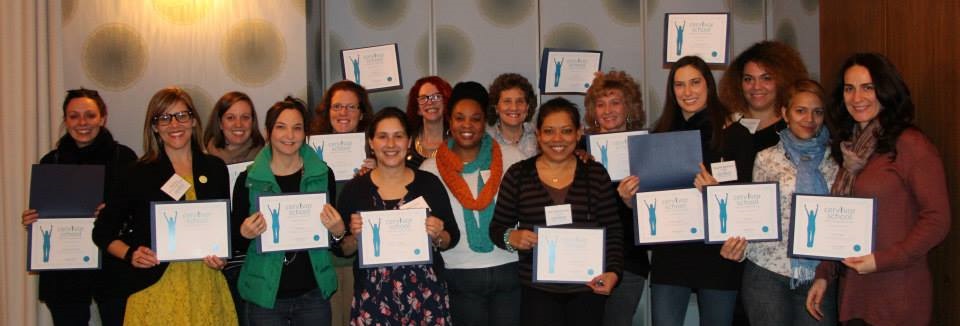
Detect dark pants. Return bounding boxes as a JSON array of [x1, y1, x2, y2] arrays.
[[741, 260, 837, 326], [223, 265, 248, 326], [603, 270, 646, 326], [46, 296, 125, 326], [246, 288, 331, 326], [520, 285, 606, 326], [651, 283, 738, 326], [445, 262, 521, 326]]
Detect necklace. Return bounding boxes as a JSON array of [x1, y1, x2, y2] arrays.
[[537, 158, 575, 184], [283, 252, 297, 265], [498, 123, 522, 145], [416, 132, 441, 158]]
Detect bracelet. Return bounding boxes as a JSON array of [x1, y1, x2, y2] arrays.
[[432, 234, 444, 248], [331, 230, 346, 242], [503, 229, 517, 253], [124, 246, 136, 262]]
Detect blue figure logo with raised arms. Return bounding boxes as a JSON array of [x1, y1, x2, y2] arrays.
[[599, 141, 609, 170], [164, 212, 177, 252], [40, 225, 53, 263], [350, 56, 361, 84], [553, 57, 564, 87], [645, 199, 657, 236], [313, 141, 324, 162], [369, 218, 382, 257], [716, 194, 729, 234], [805, 204, 819, 248], [267, 205, 281, 244], [546, 238, 558, 274], [675, 21, 686, 56]]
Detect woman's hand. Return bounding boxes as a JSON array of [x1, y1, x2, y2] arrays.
[[425, 216, 445, 240], [202, 255, 226, 270], [693, 163, 719, 191], [588, 272, 619, 295], [720, 236, 747, 261], [355, 158, 377, 177], [22, 209, 39, 228], [319, 204, 346, 237], [131, 246, 159, 269], [573, 149, 594, 163], [842, 254, 877, 274], [240, 212, 266, 239], [349, 213, 363, 236], [94, 203, 106, 218], [617, 176, 640, 208], [805, 278, 828, 321], [508, 229, 538, 251]]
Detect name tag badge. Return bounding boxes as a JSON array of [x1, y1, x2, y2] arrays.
[[480, 170, 491, 182], [711, 161, 738, 183], [739, 118, 760, 134], [544, 204, 573, 226], [161, 174, 191, 200]]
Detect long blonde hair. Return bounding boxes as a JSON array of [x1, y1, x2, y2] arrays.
[[140, 87, 204, 162]]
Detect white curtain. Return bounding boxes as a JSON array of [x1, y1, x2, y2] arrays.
[[1, 0, 62, 325]]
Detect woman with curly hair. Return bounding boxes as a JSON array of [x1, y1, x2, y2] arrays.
[[487, 73, 539, 158], [719, 41, 809, 152]]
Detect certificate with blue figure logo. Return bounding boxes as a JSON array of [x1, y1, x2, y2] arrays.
[[703, 183, 781, 243], [633, 188, 705, 244], [340, 43, 402, 92], [257, 193, 330, 253], [663, 13, 730, 64], [586, 130, 648, 181], [307, 133, 367, 181], [151, 200, 231, 262], [533, 226, 605, 284], [358, 208, 431, 268], [28, 218, 99, 271], [788, 194, 876, 261], [538, 48, 603, 94]]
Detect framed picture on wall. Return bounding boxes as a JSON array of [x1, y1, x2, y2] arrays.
[[539, 48, 603, 95], [340, 43, 403, 92], [663, 13, 730, 65]]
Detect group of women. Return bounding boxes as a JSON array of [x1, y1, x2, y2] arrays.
[[22, 40, 949, 326]]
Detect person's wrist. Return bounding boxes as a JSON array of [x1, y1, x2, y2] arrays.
[[503, 229, 517, 253], [124, 246, 136, 262]]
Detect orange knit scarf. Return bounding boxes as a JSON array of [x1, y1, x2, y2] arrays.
[[435, 141, 503, 210]]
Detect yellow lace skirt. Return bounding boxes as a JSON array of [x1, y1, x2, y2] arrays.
[[123, 261, 238, 326]]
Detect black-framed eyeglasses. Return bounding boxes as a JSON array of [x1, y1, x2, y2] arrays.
[[331, 103, 359, 112], [153, 111, 193, 126], [416, 93, 443, 105]]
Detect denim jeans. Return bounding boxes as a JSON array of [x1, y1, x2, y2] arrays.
[[444, 262, 521, 326], [246, 288, 331, 326], [651, 283, 737, 326], [741, 260, 837, 326], [604, 270, 646, 326]]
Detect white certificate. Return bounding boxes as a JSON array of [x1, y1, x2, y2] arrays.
[[341, 43, 402, 92], [533, 227, 605, 284], [539, 48, 603, 94], [664, 13, 730, 64], [28, 218, 100, 271], [633, 188, 705, 244], [307, 133, 367, 181], [587, 130, 648, 181], [227, 161, 253, 199], [703, 183, 781, 243], [258, 193, 330, 253], [151, 200, 231, 262], [358, 208, 432, 268], [789, 194, 876, 261]]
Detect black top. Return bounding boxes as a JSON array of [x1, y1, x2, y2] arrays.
[[93, 146, 230, 297], [37, 130, 137, 303], [752, 119, 787, 153], [490, 156, 624, 293], [649, 110, 755, 290]]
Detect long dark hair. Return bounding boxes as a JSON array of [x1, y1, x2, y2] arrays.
[[653, 56, 727, 151], [828, 53, 914, 164], [310, 80, 374, 134], [203, 91, 265, 149]]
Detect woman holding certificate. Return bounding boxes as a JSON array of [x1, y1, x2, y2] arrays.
[[804, 53, 950, 326], [405, 76, 453, 168], [490, 97, 623, 325], [92, 87, 236, 325], [421, 82, 525, 325], [231, 96, 345, 325], [336, 107, 458, 325], [486, 73, 539, 158], [203, 91, 265, 164], [21, 88, 137, 326], [625, 56, 753, 325], [719, 41, 809, 151]]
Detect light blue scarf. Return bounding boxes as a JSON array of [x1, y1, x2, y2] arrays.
[[452, 136, 496, 253], [779, 126, 830, 289]]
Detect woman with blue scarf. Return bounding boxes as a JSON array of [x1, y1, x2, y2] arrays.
[[720, 79, 839, 325], [421, 81, 524, 325]]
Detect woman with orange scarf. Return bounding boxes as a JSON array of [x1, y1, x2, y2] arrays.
[[422, 81, 525, 325]]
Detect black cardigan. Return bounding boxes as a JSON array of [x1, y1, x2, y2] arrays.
[[37, 130, 137, 303], [92, 146, 230, 297], [490, 156, 624, 293]]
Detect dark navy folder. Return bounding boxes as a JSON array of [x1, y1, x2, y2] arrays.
[[627, 130, 702, 192], [29, 164, 104, 217]]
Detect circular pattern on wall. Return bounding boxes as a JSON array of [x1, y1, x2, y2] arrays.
[[152, 0, 209, 25], [543, 23, 598, 50], [732, 0, 764, 23], [62, 0, 77, 24], [775, 20, 798, 49], [436, 25, 474, 83], [477, 0, 534, 28], [602, 0, 643, 26], [415, 31, 430, 77], [82, 23, 147, 91], [351, 0, 409, 30], [179, 84, 213, 124], [221, 19, 286, 86]]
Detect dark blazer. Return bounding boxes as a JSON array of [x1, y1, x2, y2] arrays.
[[92, 145, 230, 297]]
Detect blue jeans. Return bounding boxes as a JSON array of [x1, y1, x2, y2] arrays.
[[246, 288, 331, 326], [741, 260, 837, 326], [604, 271, 646, 326], [651, 283, 737, 326], [444, 262, 521, 326]]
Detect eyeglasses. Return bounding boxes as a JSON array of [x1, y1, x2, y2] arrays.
[[331, 103, 359, 112], [416, 93, 443, 105], [153, 111, 193, 126]]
